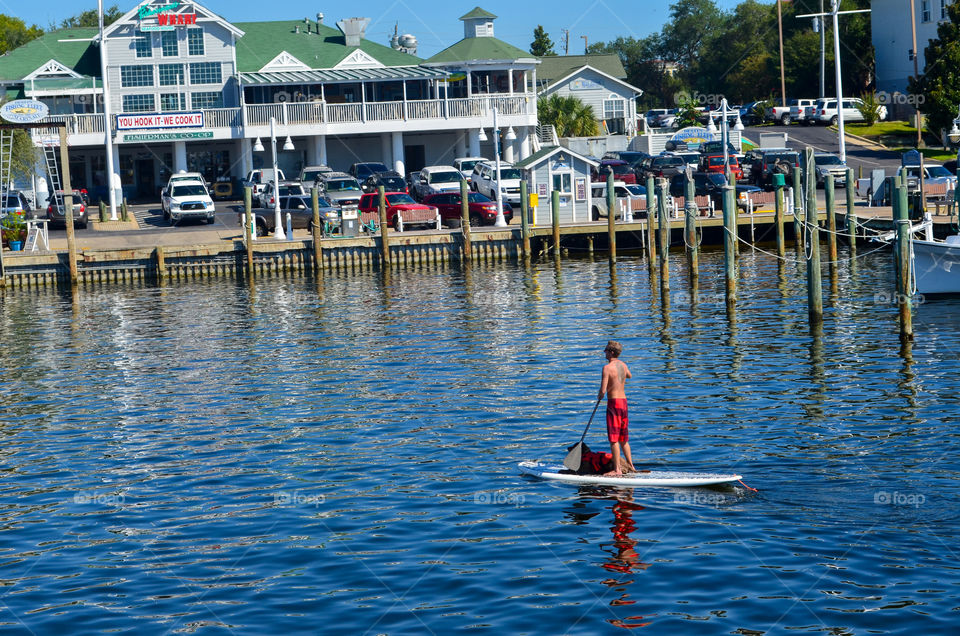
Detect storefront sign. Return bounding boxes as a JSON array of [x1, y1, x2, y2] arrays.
[[116, 111, 204, 131], [575, 177, 586, 201], [123, 131, 213, 142], [138, 2, 197, 31], [671, 126, 715, 147], [0, 99, 49, 123], [569, 77, 603, 91], [537, 183, 548, 198]]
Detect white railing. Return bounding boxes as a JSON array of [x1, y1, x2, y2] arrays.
[[326, 103, 363, 124], [286, 101, 324, 125], [245, 103, 285, 126], [406, 100, 443, 120], [34, 113, 106, 136], [487, 95, 529, 116], [447, 97, 486, 119], [203, 108, 241, 129], [365, 102, 403, 121]]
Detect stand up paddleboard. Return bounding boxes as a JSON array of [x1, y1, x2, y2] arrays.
[[519, 461, 742, 488]]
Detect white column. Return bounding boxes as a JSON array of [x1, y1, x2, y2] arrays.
[[504, 136, 515, 164], [508, 70, 514, 95], [466, 70, 472, 97], [520, 127, 531, 160], [312, 134, 327, 166], [110, 144, 122, 205], [380, 133, 392, 166], [391, 131, 404, 175], [468, 128, 481, 157], [455, 132, 467, 158], [236, 139, 249, 178], [173, 141, 187, 172]]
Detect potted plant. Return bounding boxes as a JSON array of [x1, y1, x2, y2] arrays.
[[2, 211, 26, 251]]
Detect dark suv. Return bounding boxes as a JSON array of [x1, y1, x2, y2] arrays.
[[669, 172, 762, 209], [750, 150, 801, 189], [638, 154, 687, 179], [348, 162, 390, 182]]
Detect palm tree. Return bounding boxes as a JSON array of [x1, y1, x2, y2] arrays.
[[537, 94, 600, 138]]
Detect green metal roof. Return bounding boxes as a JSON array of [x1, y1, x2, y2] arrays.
[[425, 36, 532, 64], [460, 7, 497, 20], [515, 145, 598, 169], [0, 28, 99, 81], [25, 77, 102, 91], [240, 66, 446, 85], [234, 20, 422, 73], [536, 55, 626, 83]]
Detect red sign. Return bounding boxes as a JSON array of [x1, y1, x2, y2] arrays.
[[116, 111, 204, 131], [158, 13, 197, 25]]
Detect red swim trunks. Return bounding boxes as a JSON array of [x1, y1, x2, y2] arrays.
[[606, 398, 629, 443]]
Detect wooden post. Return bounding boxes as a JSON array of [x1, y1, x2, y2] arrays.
[[121, 197, 129, 222], [894, 182, 913, 340], [729, 172, 739, 255], [155, 245, 166, 281], [646, 175, 657, 273], [378, 185, 391, 267], [244, 186, 254, 279], [606, 168, 616, 264], [804, 148, 823, 323], [684, 169, 698, 280], [520, 180, 530, 259], [846, 167, 856, 253], [460, 179, 472, 261], [98, 200, 106, 223], [722, 182, 736, 302], [657, 179, 669, 291], [551, 189, 560, 257], [311, 186, 322, 273], [58, 128, 78, 285], [825, 174, 837, 264], [792, 165, 803, 247], [774, 177, 785, 257]]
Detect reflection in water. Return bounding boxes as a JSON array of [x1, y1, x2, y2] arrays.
[[899, 339, 919, 415], [608, 263, 619, 308], [804, 322, 826, 421], [600, 492, 653, 629], [658, 286, 675, 372]]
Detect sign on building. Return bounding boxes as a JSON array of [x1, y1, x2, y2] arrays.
[[116, 112, 204, 131]]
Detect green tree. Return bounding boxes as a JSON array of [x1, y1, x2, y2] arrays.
[[909, 0, 960, 137], [856, 93, 883, 125], [673, 95, 702, 129], [530, 25, 556, 57], [59, 4, 123, 28], [0, 14, 43, 55], [588, 36, 687, 110], [537, 94, 599, 137]]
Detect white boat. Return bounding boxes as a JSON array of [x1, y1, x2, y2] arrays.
[[913, 234, 960, 294]]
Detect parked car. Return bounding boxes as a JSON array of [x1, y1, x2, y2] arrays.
[[668, 172, 762, 210], [750, 150, 801, 188], [317, 172, 363, 209], [471, 162, 523, 207], [645, 108, 671, 127], [358, 192, 439, 229], [242, 168, 284, 204], [766, 98, 814, 126], [2, 191, 32, 217], [46, 189, 89, 228], [904, 164, 958, 191], [348, 162, 390, 182], [452, 157, 487, 182], [362, 170, 408, 194], [789, 98, 819, 125], [655, 109, 679, 128], [421, 191, 512, 227], [698, 140, 739, 157], [589, 182, 647, 220], [700, 154, 744, 180], [167, 171, 208, 190], [811, 97, 887, 125], [299, 165, 334, 185], [813, 153, 848, 187], [637, 154, 687, 179], [259, 181, 306, 209], [405, 171, 421, 193], [413, 165, 464, 201], [593, 159, 637, 185], [739, 101, 765, 126], [161, 180, 215, 225], [243, 194, 339, 236]]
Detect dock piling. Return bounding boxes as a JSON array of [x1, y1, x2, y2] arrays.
[[722, 182, 736, 303], [460, 179, 472, 261], [58, 128, 78, 285], [244, 186, 254, 279], [845, 167, 856, 253], [774, 175, 785, 257], [825, 174, 838, 264], [894, 182, 914, 340], [792, 166, 804, 248], [684, 169, 698, 280], [519, 180, 530, 260], [378, 186, 391, 268], [606, 169, 616, 264], [656, 178, 670, 291], [804, 148, 823, 324], [646, 175, 657, 272], [551, 190, 561, 257], [311, 186, 322, 273]]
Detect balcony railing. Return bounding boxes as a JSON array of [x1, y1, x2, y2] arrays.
[[35, 95, 535, 141]]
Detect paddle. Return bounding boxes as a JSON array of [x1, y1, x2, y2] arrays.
[[563, 397, 602, 471]]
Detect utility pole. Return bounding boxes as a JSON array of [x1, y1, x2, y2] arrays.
[[777, 0, 787, 107], [909, 0, 924, 148], [819, 0, 825, 100], [561, 29, 569, 55], [581, 35, 588, 54]]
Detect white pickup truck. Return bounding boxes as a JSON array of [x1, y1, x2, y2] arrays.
[[766, 98, 816, 126], [242, 168, 285, 206]]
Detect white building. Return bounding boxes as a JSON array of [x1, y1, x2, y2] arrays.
[[872, 0, 951, 94]]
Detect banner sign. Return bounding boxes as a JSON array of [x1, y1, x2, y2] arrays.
[[123, 131, 213, 142], [138, 2, 197, 31], [116, 111, 204, 131]]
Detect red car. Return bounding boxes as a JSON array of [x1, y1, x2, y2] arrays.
[[700, 155, 743, 180], [421, 191, 513, 227], [358, 192, 438, 230], [594, 159, 637, 185]]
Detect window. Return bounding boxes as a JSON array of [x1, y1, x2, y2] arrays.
[[161, 30, 178, 56], [134, 35, 151, 58], [160, 93, 186, 111], [189, 62, 221, 85], [552, 173, 572, 193], [158, 64, 184, 86], [942, 0, 947, 19], [187, 28, 204, 55], [603, 99, 625, 120], [922, 0, 931, 21], [191, 91, 223, 109], [122, 94, 155, 112], [120, 65, 153, 88]]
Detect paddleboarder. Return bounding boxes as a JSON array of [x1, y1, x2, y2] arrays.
[[599, 341, 636, 476]]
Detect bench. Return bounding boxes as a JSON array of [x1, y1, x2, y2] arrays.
[[395, 208, 441, 232]]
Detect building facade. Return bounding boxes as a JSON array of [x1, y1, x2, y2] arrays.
[[872, 0, 951, 94], [0, 2, 539, 201]]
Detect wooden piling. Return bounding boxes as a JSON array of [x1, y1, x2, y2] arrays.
[[58, 128, 78, 285], [894, 182, 914, 340], [722, 182, 736, 302], [774, 178, 785, 257], [846, 167, 856, 252], [657, 179, 669, 291], [311, 186, 322, 273], [646, 175, 657, 272], [606, 169, 616, 264], [244, 186, 254, 279], [460, 179, 472, 261], [825, 174, 837, 263], [684, 169, 698, 280], [378, 185, 391, 268], [520, 180, 530, 259], [792, 165, 803, 247], [551, 190, 560, 257], [804, 148, 823, 323], [155, 245, 166, 281]]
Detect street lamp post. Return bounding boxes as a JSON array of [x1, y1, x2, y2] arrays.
[[98, 0, 118, 220], [491, 107, 508, 227], [707, 100, 744, 178], [267, 116, 294, 240]]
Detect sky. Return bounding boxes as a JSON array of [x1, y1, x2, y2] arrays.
[[8, 0, 745, 59]]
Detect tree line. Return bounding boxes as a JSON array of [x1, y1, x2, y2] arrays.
[[0, 5, 123, 55]]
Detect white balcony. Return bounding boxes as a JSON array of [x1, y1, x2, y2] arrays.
[[34, 94, 536, 146]]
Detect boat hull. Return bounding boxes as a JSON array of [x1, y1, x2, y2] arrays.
[[913, 238, 960, 294]]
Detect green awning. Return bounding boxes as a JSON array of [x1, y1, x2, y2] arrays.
[[239, 66, 447, 85], [25, 77, 102, 92]]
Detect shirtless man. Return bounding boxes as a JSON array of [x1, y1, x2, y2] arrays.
[[598, 340, 636, 476]]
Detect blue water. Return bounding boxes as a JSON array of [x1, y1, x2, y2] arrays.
[[1, 248, 959, 634]]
